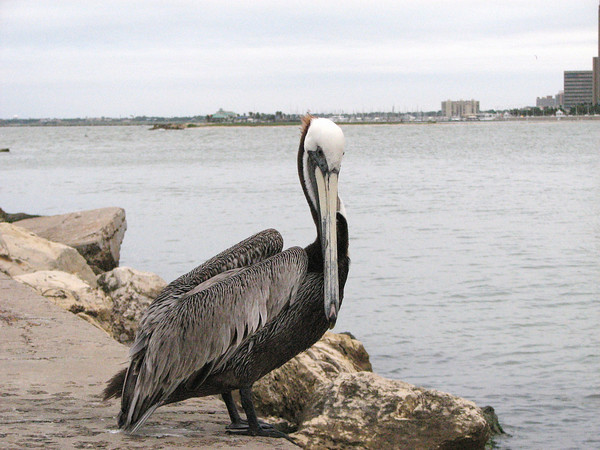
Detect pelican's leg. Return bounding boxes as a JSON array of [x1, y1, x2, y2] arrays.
[[222, 391, 245, 429], [222, 390, 273, 430], [227, 386, 290, 440]]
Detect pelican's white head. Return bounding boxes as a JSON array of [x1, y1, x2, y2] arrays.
[[301, 117, 345, 217], [303, 117, 345, 174]]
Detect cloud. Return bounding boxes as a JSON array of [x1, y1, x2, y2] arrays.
[[1, 0, 597, 117]]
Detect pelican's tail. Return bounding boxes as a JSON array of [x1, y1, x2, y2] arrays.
[[115, 358, 167, 432], [102, 368, 127, 400]]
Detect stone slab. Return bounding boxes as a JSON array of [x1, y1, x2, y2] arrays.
[[0, 272, 297, 449], [0, 223, 98, 286], [14, 207, 127, 272]]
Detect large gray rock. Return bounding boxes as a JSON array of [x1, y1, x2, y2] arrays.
[[97, 266, 167, 343], [0, 223, 97, 286], [13, 270, 113, 335], [253, 332, 372, 428], [291, 372, 490, 449], [14, 207, 127, 272]]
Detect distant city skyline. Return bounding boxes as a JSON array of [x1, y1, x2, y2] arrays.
[[1, 1, 598, 119]]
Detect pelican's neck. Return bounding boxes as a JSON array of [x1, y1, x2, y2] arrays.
[[300, 166, 320, 230], [303, 212, 350, 291], [297, 122, 320, 229]]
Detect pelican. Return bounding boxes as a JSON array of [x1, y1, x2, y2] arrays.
[[103, 115, 350, 439]]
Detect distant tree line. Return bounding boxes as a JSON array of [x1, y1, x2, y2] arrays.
[[3, 104, 600, 127], [508, 104, 600, 117]]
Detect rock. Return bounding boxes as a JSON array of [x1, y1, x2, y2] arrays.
[[0, 223, 97, 286], [97, 266, 166, 343], [291, 371, 490, 449], [482, 406, 505, 436], [14, 207, 127, 272], [0, 207, 40, 223], [13, 270, 113, 335], [150, 123, 187, 130], [12, 265, 168, 344], [252, 332, 372, 427]]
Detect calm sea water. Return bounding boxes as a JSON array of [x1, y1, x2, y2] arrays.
[[1, 122, 599, 448]]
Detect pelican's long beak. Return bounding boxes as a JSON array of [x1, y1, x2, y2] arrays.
[[315, 167, 339, 329]]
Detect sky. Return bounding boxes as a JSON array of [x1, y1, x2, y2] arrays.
[[1, 0, 598, 118]]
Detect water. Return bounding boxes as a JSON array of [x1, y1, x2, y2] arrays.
[[1, 122, 599, 448]]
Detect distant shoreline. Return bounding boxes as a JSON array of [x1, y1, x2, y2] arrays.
[[2, 115, 599, 128]]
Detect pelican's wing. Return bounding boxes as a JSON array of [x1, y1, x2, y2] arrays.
[[152, 228, 284, 305], [119, 246, 308, 432], [129, 228, 283, 361]]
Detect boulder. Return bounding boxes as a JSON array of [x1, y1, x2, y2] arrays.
[[13, 270, 113, 335], [252, 332, 372, 427], [0, 207, 40, 223], [14, 207, 127, 272], [291, 372, 490, 449], [0, 223, 97, 286], [97, 266, 166, 343]]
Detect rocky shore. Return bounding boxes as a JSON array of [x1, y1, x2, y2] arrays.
[[0, 207, 498, 448]]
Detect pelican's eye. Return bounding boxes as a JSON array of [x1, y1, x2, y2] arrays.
[[316, 146, 324, 157]]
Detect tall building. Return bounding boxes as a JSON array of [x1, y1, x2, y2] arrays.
[[594, 57, 600, 105], [563, 71, 593, 108], [441, 99, 480, 118], [593, 2, 600, 105], [563, 3, 599, 107]]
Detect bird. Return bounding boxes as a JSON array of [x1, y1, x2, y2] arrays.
[[102, 114, 350, 439]]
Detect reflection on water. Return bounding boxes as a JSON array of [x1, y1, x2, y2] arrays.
[[1, 121, 599, 448]]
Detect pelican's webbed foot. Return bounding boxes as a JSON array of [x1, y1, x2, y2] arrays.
[[227, 423, 290, 439], [226, 418, 274, 430], [225, 386, 292, 441], [221, 391, 273, 431]]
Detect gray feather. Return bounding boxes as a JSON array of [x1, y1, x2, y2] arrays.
[[128, 229, 282, 360]]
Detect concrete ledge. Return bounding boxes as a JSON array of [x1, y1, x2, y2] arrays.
[[0, 272, 296, 449]]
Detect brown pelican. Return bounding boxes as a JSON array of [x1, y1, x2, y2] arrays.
[[103, 115, 350, 439]]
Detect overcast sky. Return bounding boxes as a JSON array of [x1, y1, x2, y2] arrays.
[[1, 0, 598, 118]]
